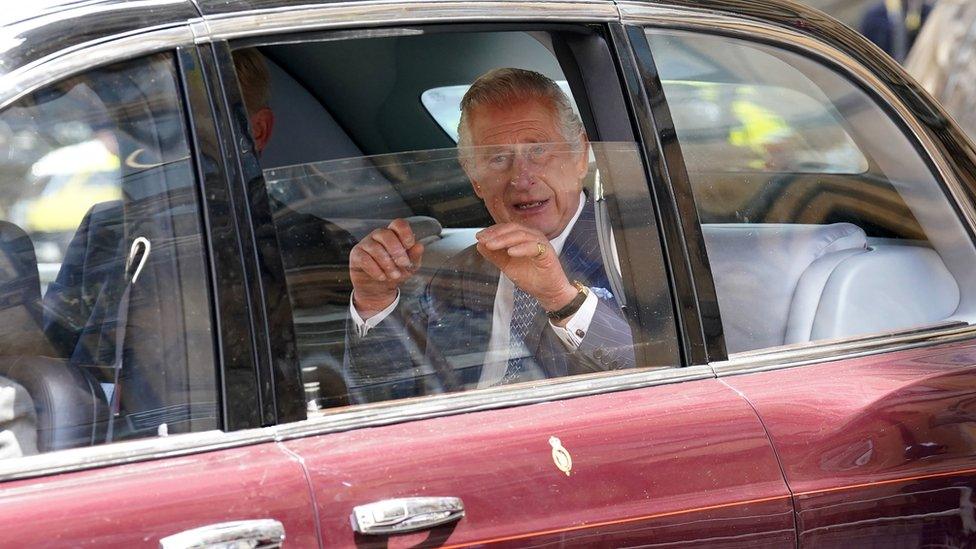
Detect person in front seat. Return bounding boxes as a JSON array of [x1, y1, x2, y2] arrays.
[[344, 68, 634, 403]]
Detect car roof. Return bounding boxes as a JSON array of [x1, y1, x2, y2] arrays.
[[0, 0, 904, 117]]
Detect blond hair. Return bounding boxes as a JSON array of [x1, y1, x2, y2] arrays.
[[232, 48, 270, 115]]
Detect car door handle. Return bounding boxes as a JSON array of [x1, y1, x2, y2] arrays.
[[351, 497, 465, 535], [159, 519, 285, 548]]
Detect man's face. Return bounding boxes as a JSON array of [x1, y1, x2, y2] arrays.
[[465, 98, 589, 239]]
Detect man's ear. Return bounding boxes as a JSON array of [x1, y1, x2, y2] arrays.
[[250, 107, 275, 154], [462, 160, 485, 199], [575, 135, 590, 179]]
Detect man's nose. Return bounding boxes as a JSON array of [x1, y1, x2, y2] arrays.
[[509, 155, 536, 189]]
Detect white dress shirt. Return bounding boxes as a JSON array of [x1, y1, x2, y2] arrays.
[[350, 192, 599, 387]]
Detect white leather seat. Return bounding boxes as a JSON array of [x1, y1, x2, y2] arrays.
[[703, 222, 960, 353]]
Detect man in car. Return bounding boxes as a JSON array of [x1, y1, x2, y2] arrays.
[[344, 68, 634, 403]]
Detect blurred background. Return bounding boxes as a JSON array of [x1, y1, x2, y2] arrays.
[[803, 0, 976, 139], [805, 0, 876, 26]]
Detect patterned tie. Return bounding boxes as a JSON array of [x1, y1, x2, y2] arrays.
[[502, 286, 540, 384]]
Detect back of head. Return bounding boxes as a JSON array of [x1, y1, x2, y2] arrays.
[[232, 48, 271, 116]]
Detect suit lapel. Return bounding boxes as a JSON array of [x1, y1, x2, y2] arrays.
[[559, 200, 607, 287]]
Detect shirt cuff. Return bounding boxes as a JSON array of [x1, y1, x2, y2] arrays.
[[549, 290, 598, 350], [349, 290, 400, 338]]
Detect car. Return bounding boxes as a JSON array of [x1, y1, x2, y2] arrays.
[[1, 0, 976, 546]]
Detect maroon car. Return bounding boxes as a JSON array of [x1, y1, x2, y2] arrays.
[[0, 0, 975, 547]]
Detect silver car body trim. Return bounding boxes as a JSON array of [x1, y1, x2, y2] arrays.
[[0, 364, 710, 482], [712, 323, 976, 376], [618, 1, 976, 374], [199, 0, 619, 41], [0, 25, 194, 111]]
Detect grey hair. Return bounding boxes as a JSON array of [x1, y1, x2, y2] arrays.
[[457, 68, 585, 159]]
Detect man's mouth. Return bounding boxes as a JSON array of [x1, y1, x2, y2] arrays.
[[513, 198, 550, 211]]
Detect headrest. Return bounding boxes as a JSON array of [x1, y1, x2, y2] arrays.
[[0, 221, 52, 357]]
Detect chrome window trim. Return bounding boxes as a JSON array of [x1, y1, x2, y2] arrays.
[[619, 2, 976, 375], [0, 365, 710, 482], [0, 25, 194, 111], [711, 323, 976, 377], [196, 0, 619, 41]]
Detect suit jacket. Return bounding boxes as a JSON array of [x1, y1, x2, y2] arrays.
[[344, 200, 635, 403]]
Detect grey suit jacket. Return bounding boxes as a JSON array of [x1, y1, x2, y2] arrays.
[[344, 201, 635, 403]]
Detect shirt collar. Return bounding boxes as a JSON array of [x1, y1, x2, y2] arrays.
[[549, 191, 586, 255]]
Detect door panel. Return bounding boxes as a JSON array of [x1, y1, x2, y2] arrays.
[[724, 340, 976, 546], [285, 379, 795, 547], [0, 442, 318, 547]]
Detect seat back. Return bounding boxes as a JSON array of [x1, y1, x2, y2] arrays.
[[702, 223, 867, 353], [798, 244, 960, 341], [0, 221, 107, 452]]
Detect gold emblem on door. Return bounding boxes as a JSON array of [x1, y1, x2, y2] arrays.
[[549, 436, 572, 476]]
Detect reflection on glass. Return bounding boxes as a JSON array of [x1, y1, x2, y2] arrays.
[[266, 143, 652, 411], [0, 53, 215, 457], [663, 80, 868, 174]]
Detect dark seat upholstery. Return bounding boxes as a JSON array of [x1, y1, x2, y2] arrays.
[[0, 221, 107, 451]]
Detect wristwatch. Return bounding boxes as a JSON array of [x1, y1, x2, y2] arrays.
[[546, 281, 589, 322]]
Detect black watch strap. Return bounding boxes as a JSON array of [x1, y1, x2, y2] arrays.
[[546, 281, 589, 321]]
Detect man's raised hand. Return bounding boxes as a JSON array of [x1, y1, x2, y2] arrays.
[[475, 223, 577, 314], [349, 218, 424, 318]]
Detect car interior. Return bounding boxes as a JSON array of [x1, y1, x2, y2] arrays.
[[649, 29, 976, 354], [244, 27, 641, 408], [0, 54, 218, 452]]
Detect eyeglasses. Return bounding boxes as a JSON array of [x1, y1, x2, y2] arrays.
[[472, 142, 578, 173]]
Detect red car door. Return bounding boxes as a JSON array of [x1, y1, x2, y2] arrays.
[[212, 5, 797, 546], [0, 442, 318, 547], [282, 377, 793, 547], [725, 343, 976, 546]]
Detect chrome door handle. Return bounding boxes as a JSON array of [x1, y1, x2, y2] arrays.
[[159, 519, 285, 548], [351, 497, 465, 535]]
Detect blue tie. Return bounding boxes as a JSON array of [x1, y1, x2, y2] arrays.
[[502, 286, 540, 384]]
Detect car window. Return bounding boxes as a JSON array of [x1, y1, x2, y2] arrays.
[[0, 52, 216, 456], [232, 30, 671, 412], [647, 29, 976, 354]]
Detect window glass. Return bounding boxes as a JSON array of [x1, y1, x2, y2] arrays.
[[648, 29, 976, 354], [236, 31, 665, 411], [266, 143, 647, 409], [661, 81, 868, 173], [0, 53, 216, 456]]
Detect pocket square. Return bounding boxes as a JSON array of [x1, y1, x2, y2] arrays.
[[591, 287, 613, 301]]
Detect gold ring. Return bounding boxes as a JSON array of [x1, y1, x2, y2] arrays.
[[535, 242, 547, 259]]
